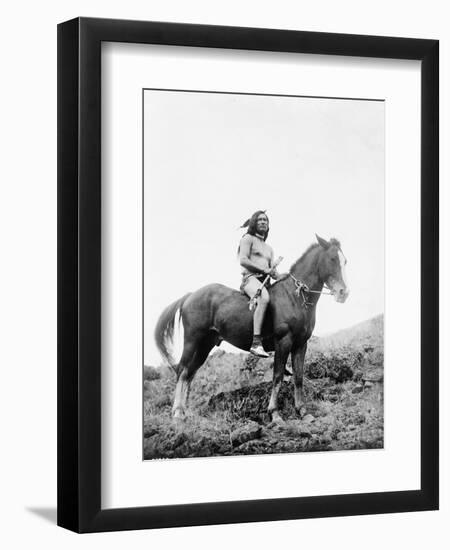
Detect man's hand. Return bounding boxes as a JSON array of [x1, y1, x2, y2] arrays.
[[264, 267, 279, 279]]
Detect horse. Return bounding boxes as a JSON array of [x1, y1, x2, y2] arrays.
[[155, 234, 349, 423]]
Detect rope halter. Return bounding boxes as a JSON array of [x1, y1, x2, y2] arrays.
[[289, 274, 333, 309]]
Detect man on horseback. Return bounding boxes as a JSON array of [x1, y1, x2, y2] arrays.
[[238, 210, 279, 357], [156, 230, 349, 421]]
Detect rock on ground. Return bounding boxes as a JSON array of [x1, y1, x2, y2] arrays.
[[230, 421, 262, 447]]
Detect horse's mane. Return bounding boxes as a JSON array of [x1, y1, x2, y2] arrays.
[[290, 243, 319, 272], [290, 238, 341, 273]]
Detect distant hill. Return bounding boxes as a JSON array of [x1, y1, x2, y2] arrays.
[[312, 314, 383, 351]]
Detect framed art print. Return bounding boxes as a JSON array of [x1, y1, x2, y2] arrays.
[[58, 18, 438, 532]]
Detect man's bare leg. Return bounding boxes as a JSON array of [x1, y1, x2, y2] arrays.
[[253, 296, 268, 333], [244, 277, 270, 357]]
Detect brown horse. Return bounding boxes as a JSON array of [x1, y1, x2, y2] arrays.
[[155, 235, 349, 422]]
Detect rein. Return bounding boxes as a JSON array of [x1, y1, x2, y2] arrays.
[[289, 273, 333, 309]]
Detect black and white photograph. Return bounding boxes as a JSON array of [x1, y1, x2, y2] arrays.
[[0, 0, 445, 542], [143, 89, 384, 459]]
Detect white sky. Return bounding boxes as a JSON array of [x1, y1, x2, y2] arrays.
[[144, 90, 384, 366]]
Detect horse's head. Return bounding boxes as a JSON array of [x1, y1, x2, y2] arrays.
[[316, 234, 350, 303]]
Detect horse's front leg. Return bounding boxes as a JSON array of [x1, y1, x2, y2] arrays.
[[268, 334, 292, 423], [291, 342, 307, 417]]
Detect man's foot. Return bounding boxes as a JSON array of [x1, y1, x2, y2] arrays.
[[250, 344, 269, 357], [250, 337, 269, 358]]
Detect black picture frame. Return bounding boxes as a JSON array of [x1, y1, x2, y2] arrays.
[[57, 17, 439, 533]]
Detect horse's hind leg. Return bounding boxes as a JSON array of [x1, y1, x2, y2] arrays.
[[172, 333, 216, 420], [184, 334, 217, 409], [172, 340, 197, 420]]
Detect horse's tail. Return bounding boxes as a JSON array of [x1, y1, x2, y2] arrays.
[[154, 293, 191, 372]]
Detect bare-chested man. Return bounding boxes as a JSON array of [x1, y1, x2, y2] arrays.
[[239, 210, 279, 357]]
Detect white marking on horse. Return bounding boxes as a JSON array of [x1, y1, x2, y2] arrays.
[[338, 249, 349, 290], [268, 382, 281, 412]]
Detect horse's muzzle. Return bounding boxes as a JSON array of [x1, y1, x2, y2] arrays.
[[334, 287, 349, 303]]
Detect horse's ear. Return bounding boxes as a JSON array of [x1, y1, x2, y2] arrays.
[[316, 234, 330, 250]]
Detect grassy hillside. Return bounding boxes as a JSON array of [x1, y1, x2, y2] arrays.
[[143, 315, 384, 459], [314, 314, 383, 349]]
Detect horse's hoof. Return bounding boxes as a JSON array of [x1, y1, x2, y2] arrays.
[[296, 406, 307, 418], [172, 409, 185, 422], [173, 417, 185, 430], [269, 411, 285, 427]]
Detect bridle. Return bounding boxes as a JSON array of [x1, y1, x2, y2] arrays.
[[289, 273, 334, 309]]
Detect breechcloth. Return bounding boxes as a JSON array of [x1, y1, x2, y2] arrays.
[[240, 273, 270, 295]]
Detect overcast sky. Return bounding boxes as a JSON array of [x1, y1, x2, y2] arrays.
[[143, 90, 384, 366]]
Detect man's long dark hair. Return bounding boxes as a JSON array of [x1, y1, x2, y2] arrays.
[[237, 210, 269, 256]]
